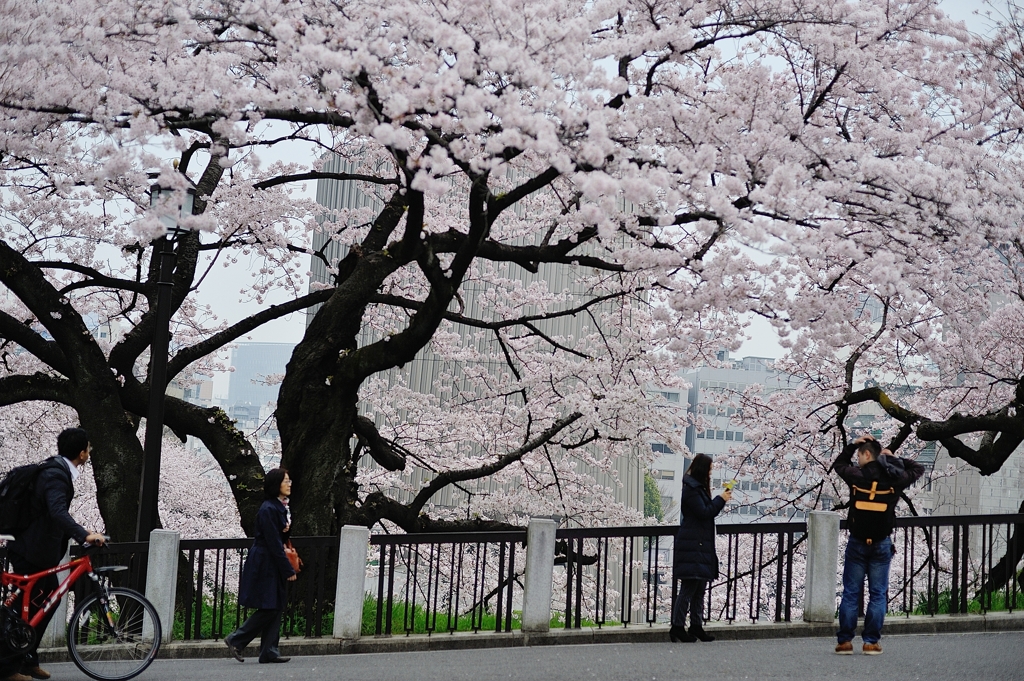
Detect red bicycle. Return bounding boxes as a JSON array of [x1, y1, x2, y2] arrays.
[[0, 536, 160, 681]]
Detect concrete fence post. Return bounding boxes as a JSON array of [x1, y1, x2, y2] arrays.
[[40, 542, 71, 648], [333, 525, 370, 640], [803, 510, 841, 623], [145, 529, 180, 644], [521, 518, 557, 633]]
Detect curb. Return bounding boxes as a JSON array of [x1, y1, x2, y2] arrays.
[[39, 611, 1024, 662]]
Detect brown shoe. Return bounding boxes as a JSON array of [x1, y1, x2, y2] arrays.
[[4, 673, 32, 681], [863, 642, 882, 655], [22, 668, 50, 681], [835, 641, 853, 655]]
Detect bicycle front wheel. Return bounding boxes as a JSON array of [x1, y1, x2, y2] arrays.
[[66, 587, 161, 681]]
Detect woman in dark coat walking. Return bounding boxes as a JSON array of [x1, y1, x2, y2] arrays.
[[671, 453, 731, 643], [225, 468, 297, 663]]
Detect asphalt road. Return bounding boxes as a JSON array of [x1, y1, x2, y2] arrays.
[[42, 631, 1024, 681]]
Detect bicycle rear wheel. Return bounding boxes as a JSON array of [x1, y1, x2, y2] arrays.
[[66, 587, 161, 681]]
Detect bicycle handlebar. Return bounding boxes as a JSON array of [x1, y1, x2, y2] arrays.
[[81, 535, 111, 549]]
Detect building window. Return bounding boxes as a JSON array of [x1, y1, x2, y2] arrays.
[[725, 431, 734, 441], [696, 431, 704, 438], [660, 391, 680, 403], [735, 432, 743, 441], [656, 469, 675, 480], [651, 443, 674, 454], [715, 430, 725, 440]]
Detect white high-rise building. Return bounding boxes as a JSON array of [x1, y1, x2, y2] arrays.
[[649, 352, 800, 523], [931, 445, 1024, 516]]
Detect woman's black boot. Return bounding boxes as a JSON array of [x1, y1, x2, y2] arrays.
[[669, 625, 697, 643], [690, 626, 715, 642]]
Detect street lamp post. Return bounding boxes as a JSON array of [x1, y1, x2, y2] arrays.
[[135, 182, 196, 542]]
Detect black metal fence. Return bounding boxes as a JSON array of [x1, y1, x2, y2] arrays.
[[178, 536, 338, 641], [369, 531, 526, 636], [712, 522, 805, 623], [6, 511, 1020, 644], [555, 523, 806, 628], [55, 536, 339, 641], [882, 513, 1023, 617]]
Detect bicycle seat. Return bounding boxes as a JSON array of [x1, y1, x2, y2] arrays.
[[93, 566, 128, 574]]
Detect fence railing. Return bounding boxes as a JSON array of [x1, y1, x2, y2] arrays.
[[369, 531, 526, 636], [555, 526, 667, 628], [6, 512, 1021, 646], [881, 513, 1023, 617], [178, 536, 339, 641], [713, 522, 806, 624], [554, 522, 807, 629]]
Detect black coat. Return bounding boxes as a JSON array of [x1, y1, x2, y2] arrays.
[[832, 444, 926, 541], [10, 457, 89, 568], [238, 499, 295, 610], [673, 475, 726, 581]]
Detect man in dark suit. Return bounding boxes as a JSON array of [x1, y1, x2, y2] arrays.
[[3, 428, 105, 681]]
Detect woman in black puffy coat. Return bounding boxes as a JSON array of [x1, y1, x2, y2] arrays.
[[671, 453, 731, 642]]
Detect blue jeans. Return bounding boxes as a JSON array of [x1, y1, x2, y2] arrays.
[[837, 536, 892, 644]]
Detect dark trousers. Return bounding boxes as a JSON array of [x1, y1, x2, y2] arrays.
[[7, 554, 58, 670], [671, 578, 707, 629], [226, 609, 283, 662]]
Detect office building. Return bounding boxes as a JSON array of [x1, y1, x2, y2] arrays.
[[650, 352, 800, 523]]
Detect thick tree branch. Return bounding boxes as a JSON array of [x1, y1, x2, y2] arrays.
[[353, 415, 407, 471], [33, 261, 147, 295], [0, 310, 70, 375], [408, 411, 584, 515], [338, 178, 488, 383], [0, 373, 73, 407], [368, 289, 632, 332], [492, 167, 561, 214], [117, 375, 265, 535], [430, 226, 624, 274], [166, 287, 335, 381], [840, 386, 1024, 475], [0, 240, 107, 375], [254, 171, 400, 190]]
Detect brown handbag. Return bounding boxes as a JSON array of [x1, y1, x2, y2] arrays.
[[284, 539, 303, 574]]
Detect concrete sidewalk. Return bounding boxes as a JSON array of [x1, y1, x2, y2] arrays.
[[38, 630, 1024, 681], [38, 610, 1024, 661]]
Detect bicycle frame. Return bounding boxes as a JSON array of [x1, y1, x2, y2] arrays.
[[2, 555, 95, 628]]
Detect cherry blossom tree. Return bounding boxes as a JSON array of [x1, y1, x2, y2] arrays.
[[0, 402, 241, 539], [2, 0, 1022, 541]]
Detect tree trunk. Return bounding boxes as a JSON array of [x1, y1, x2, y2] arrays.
[[977, 498, 1024, 600], [81, 410, 145, 542]]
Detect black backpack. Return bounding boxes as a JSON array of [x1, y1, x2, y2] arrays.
[[0, 461, 46, 535], [848, 470, 900, 541]]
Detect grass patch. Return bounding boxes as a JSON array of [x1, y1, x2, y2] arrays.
[[173, 593, 627, 639], [360, 594, 522, 635], [910, 587, 1024, 615], [172, 594, 334, 640]]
